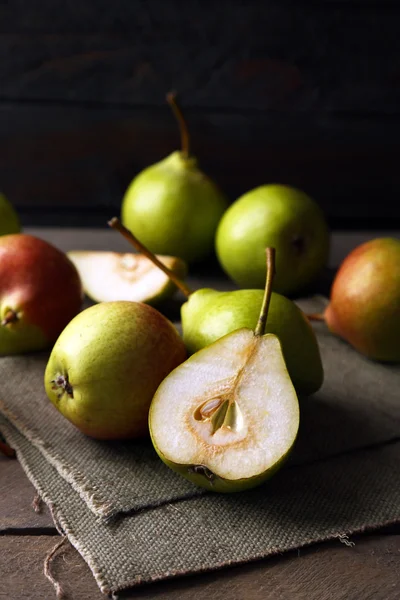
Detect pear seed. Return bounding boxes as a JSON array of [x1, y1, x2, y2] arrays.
[[210, 400, 229, 434], [198, 397, 223, 419], [224, 401, 244, 433]]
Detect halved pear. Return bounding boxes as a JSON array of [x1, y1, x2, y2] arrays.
[[149, 328, 299, 492], [67, 251, 187, 305], [149, 248, 300, 493]]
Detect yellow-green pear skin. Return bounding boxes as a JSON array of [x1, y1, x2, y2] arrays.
[[149, 329, 300, 493], [0, 193, 20, 236], [181, 289, 323, 395], [121, 151, 228, 264], [324, 237, 400, 362], [153, 444, 289, 494], [44, 301, 187, 440], [215, 184, 330, 295]]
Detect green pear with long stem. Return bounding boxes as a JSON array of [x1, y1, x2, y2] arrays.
[[109, 218, 323, 395], [149, 248, 300, 492], [121, 92, 228, 264]]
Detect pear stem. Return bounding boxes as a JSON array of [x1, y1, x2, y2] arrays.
[[1, 309, 18, 326], [254, 248, 276, 337], [108, 217, 194, 298], [166, 91, 190, 159], [307, 313, 326, 322]]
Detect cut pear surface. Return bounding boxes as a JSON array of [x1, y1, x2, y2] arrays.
[[67, 251, 187, 304], [149, 328, 300, 491]]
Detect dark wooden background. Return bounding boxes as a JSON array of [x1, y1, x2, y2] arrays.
[[0, 0, 399, 228]]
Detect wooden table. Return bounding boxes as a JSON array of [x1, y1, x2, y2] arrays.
[[1, 228, 400, 600]]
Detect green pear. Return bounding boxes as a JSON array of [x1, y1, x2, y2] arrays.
[[149, 248, 300, 492], [215, 184, 330, 295], [0, 193, 20, 236], [109, 218, 324, 396], [121, 92, 228, 264], [67, 250, 187, 306], [310, 237, 400, 362], [182, 288, 323, 395], [44, 301, 187, 439]]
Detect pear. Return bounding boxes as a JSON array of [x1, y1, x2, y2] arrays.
[[0, 234, 83, 355], [215, 184, 330, 295], [67, 250, 187, 305], [108, 218, 323, 395], [0, 192, 20, 236], [121, 92, 228, 264], [181, 288, 323, 395], [309, 237, 400, 362], [45, 301, 187, 440], [149, 248, 300, 492]]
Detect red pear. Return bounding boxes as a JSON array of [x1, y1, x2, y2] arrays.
[[0, 234, 83, 355], [320, 237, 400, 362]]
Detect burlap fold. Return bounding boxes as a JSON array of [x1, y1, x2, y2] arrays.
[[1, 415, 399, 595]]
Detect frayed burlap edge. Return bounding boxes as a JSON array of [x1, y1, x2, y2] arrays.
[[0, 398, 115, 519], [2, 415, 400, 596]]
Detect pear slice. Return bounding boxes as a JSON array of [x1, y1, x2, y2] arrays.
[[149, 248, 300, 492], [67, 251, 187, 305]]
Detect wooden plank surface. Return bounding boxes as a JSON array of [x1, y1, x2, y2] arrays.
[[1, 2, 400, 227], [0, 455, 54, 532], [24, 227, 400, 271], [0, 532, 399, 600], [2, 103, 399, 229], [1, 1, 400, 113]]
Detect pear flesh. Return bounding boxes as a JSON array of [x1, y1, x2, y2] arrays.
[[67, 251, 187, 305], [149, 328, 300, 492]]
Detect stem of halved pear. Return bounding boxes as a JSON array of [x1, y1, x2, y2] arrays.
[[108, 217, 194, 298], [166, 91, 190, 159], [254, 248, 276, 337]]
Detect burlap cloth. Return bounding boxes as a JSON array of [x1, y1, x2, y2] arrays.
[[1, 297, 399, 595]]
